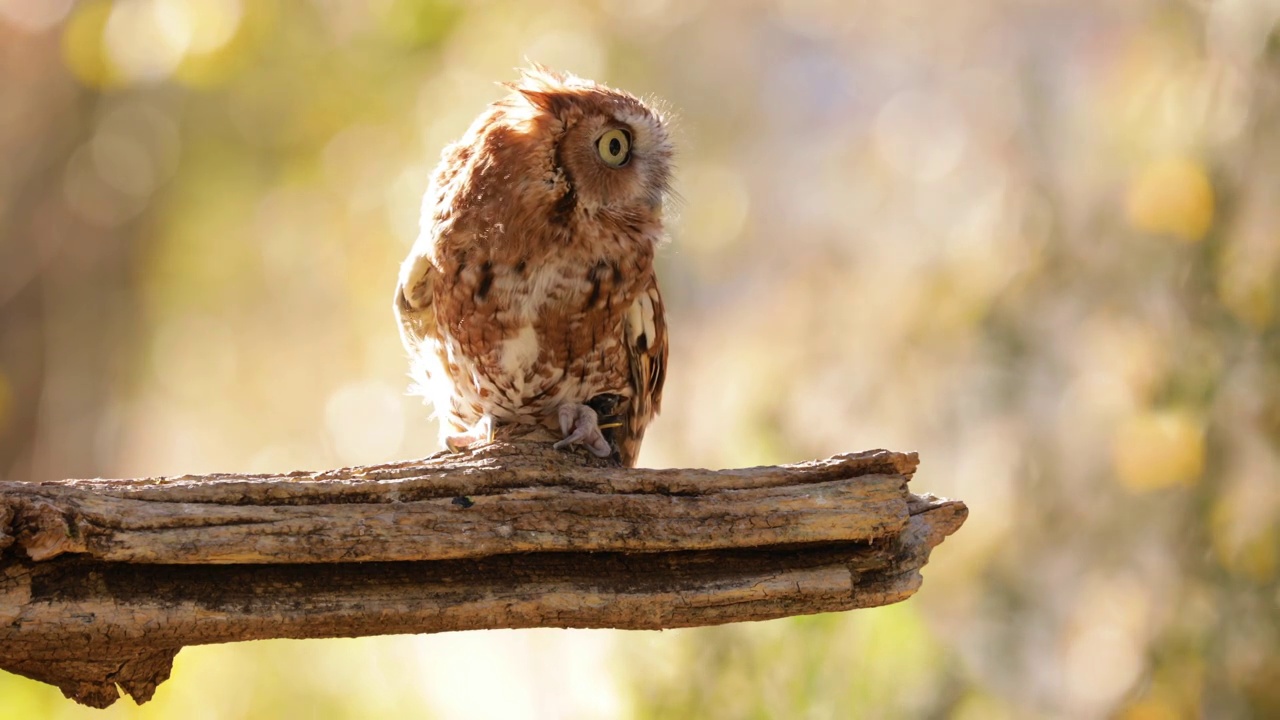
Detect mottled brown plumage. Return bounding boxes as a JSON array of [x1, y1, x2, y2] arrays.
[[395, 67, 671, 466]]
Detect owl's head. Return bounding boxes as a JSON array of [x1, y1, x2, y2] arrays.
[[499, 66, 673, 218]]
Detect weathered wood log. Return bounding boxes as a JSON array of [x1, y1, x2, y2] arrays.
[[0, 438, 966, 709]]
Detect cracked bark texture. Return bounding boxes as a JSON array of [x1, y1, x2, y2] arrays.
[[0, 438, 966, 709]]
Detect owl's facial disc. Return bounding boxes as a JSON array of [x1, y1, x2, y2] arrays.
[[596, 128, 632, 168], [545, 101, 669, 216]]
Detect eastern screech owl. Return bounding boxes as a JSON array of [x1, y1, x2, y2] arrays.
[[395, 67, 671, 467]]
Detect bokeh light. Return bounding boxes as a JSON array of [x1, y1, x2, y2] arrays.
[[0, 0, 74, 33]]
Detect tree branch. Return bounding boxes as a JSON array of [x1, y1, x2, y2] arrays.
[[0, 438, 966, 709]]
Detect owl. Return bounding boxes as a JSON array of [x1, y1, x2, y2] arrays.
[[395, 67, 671, 467]]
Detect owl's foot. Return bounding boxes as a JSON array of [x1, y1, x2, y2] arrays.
[[552, 404, 612, 458], [444, 414, 494, 452]]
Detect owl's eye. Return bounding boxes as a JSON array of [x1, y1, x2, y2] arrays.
[[596, 128, 631, 167]]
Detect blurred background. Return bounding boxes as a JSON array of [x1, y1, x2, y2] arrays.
[[2, 0, 1278, 717]]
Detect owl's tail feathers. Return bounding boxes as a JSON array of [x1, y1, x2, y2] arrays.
[[444, 414, 495, 453], [405, 370, 431, 405], [403, 351, 456, 437]]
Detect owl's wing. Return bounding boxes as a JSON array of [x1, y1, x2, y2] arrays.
[[397, 241, 459, 432], [618, 275, 668, 466], [394, 245, 440, 348]]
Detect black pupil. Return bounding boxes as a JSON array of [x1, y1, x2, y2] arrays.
[[608, 137, 622, 156]]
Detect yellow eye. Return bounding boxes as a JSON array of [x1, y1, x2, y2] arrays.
[[596, 128, 631, 167]]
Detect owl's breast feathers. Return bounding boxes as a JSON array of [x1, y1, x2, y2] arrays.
[[396, 209, 667, 466]]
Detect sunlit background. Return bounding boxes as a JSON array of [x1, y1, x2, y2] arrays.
[[2, 0, 1279, 718]]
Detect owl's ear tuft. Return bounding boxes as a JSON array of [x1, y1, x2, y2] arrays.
[[502, 65, 590, 115], [517, 63, 570, 88], [513, 88, 560, 113]]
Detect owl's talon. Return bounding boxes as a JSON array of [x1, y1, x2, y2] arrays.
[[444, 414, 494, 452], [553, 404, 612, 458]]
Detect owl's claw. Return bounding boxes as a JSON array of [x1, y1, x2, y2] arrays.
[[444, 414, 494, 452], [553, 404, 612, 458]]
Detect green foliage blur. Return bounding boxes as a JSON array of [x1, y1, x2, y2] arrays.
[[2, 0, 1278, 718]]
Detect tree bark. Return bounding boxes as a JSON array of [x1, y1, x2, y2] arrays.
[[0, 438, 966, 709]]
